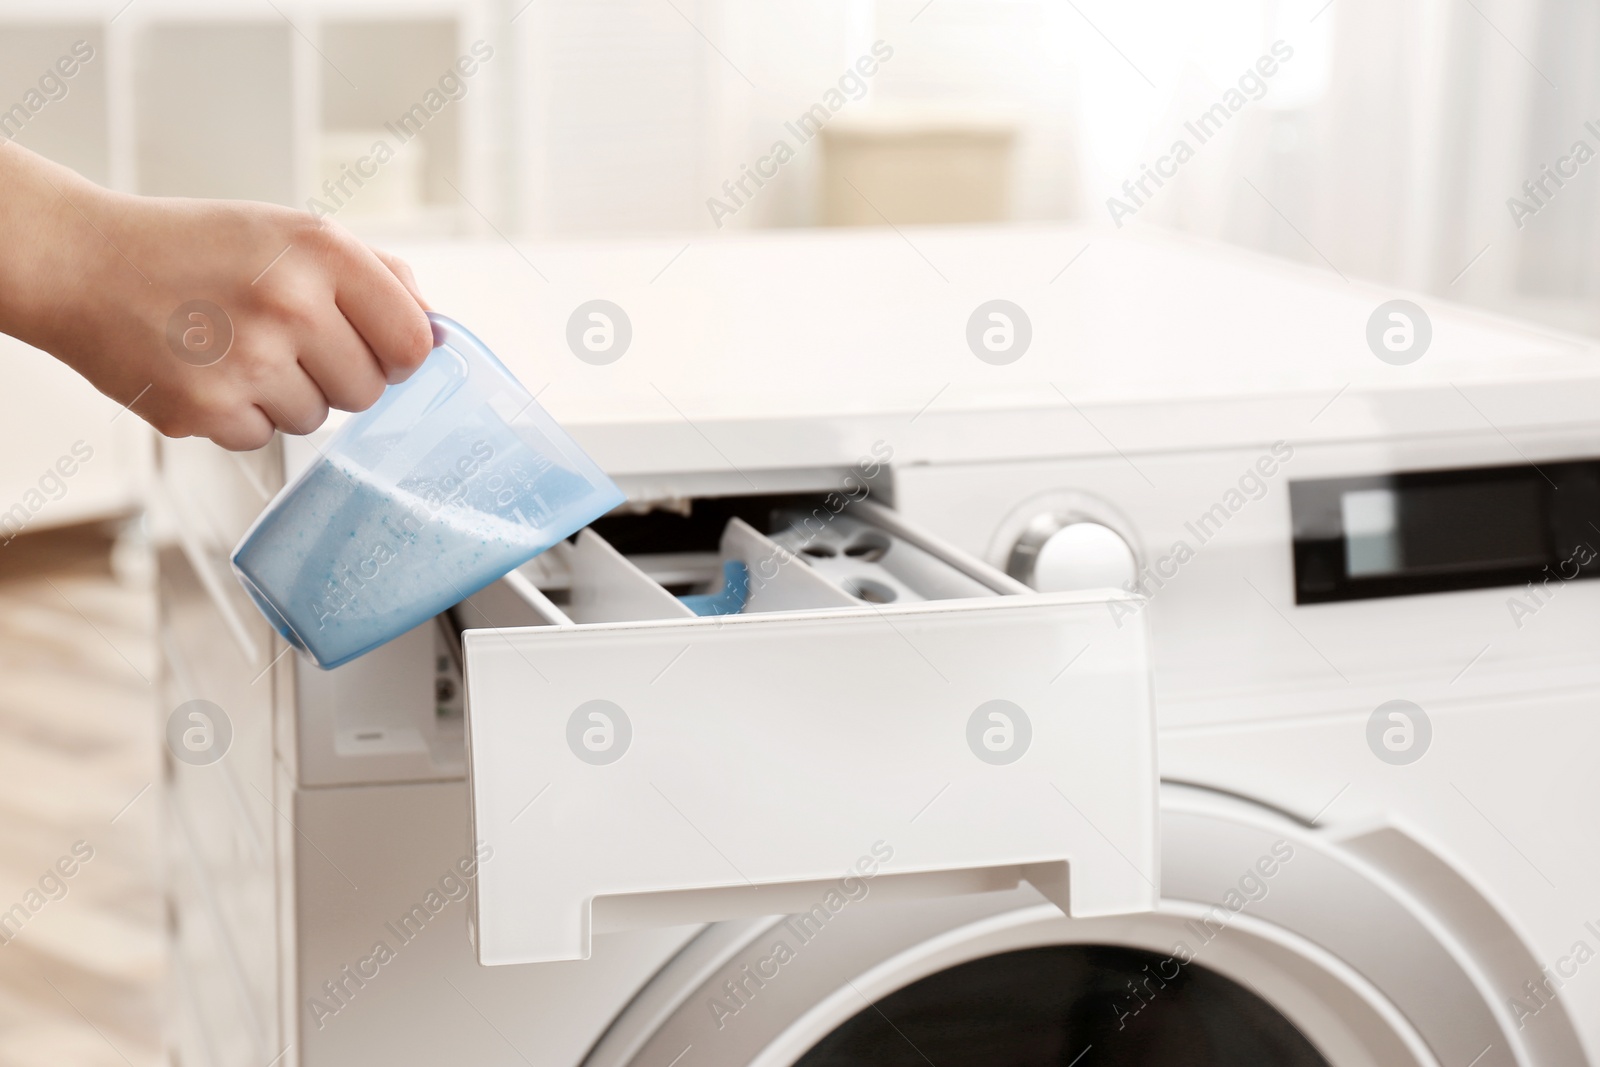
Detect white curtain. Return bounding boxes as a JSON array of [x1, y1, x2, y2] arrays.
[[1132, 0, 1596, 331], [506, 0, 1600, 334]]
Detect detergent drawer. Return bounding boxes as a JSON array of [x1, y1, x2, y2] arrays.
[[461, 499, 1156, 965]]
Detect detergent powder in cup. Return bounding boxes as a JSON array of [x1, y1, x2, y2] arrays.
[[232, 313, 622, 668]]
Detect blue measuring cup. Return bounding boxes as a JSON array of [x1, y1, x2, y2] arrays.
[[232, 313, 622, 668]]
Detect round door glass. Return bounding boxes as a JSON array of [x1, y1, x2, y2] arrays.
[[793, 944, 1329, 1066]]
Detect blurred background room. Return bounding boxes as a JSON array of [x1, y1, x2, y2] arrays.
[[0, 0, 1591, 1062]]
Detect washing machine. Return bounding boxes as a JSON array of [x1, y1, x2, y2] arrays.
[[155, 224, 1600, 1067]]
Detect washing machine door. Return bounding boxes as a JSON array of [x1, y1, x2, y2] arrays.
[[583, 784, 1586, 1067]]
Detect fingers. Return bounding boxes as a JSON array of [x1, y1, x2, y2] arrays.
[[373, 248, 430, 310], [168, 357, 328, 451], [152, 393, 276, 452], [209, 406, 277, 452], [329, 236, 434, 384], [296, 308, 387, 413], [251, 361, 329, 437], [141, 215, 435, 451]]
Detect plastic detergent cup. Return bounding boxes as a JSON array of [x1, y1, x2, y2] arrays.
[[231, 313, 623, 669]]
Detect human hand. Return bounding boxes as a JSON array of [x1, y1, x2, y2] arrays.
[[0, 145, 433, 451]]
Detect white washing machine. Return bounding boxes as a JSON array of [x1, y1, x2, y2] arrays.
[[155, 225, 1600, 1067]]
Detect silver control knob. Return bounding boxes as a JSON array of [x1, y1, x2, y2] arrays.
[[1007, 515, 1137, 593]]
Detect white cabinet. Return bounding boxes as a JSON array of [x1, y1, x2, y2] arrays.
[[0, 336, 149, 537]]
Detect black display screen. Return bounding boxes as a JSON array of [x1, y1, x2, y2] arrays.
[[1290, 459, 1600, 603]]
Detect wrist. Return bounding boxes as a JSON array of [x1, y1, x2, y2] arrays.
[[0, 145, 116, 353]]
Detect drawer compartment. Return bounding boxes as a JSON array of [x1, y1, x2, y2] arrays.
[[463, 499, 1155, 965]]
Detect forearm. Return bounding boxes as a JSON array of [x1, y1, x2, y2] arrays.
[[0, 142, 109, 355], [0, 142, 430, 450]]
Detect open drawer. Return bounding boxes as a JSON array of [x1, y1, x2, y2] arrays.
[[462, 498, 1155, 965]]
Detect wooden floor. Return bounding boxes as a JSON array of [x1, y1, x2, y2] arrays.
[[0, 523, 165, 1067]]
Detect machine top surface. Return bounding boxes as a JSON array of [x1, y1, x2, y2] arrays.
[[367, 226, 1600, 475]]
